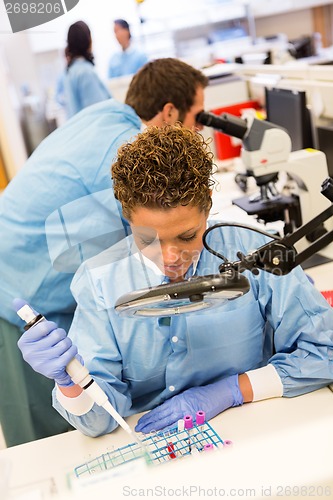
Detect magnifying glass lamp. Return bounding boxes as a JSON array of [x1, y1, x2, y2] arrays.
[[115, 272, 250, 317]]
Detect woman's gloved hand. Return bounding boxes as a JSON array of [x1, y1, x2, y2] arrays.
[[17, 318, 78, 387], [135, 374, 244, 433]]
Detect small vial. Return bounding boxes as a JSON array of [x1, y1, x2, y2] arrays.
[[184, 414, 193, 453], [167, 442, 176, 459], [195, 410, 205, 430], [177, 419, 185, 432], [204, 443, 214, 452], [184, 414, 193, 430]]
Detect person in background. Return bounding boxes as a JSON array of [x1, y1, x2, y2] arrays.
[[107, 19, 148, 79], [17, 125, 333, 438], [0, 58, 208, 447], [64, 20, 111, 118]]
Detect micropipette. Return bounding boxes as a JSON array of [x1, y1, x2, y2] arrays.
[[14, 299, 142, 446]]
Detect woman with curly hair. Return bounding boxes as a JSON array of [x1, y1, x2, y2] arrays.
[[18, 125, 333, 437]]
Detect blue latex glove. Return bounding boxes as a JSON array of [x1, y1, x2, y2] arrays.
[[135, 374, 244, 433], [16, 306, 78, 387]]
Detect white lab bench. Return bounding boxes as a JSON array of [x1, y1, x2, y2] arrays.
[[1, 387, 333, 499]]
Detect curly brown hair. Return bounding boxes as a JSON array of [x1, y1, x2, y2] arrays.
[[112, 124, 215, 221]]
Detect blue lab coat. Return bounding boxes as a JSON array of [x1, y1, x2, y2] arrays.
[[107, 46, 148, 79], [64, 58, 111, 118], [53, 223, 333, 437], [0, 99, 141, 445], [0, 99, 140, 329]]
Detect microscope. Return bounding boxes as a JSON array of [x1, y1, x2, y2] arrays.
[[197, 111, 333, 263]]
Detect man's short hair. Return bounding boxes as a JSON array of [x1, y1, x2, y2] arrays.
[[114, 19, 130, 31]]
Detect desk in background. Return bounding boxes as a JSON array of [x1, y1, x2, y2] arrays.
[[1, 388, 333, 499]]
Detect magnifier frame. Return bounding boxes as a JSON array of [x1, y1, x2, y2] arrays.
[[115, 273, 250, 317]]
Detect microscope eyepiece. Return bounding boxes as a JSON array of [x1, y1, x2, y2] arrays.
[[196, 111, 248, 139]]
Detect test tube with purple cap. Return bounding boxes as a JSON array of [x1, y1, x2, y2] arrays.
[[195, 410, 205, 431], [184, 414, 193, 452]]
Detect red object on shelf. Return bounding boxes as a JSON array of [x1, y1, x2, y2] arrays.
[[211, 100, 261, 160], [321, 290, 333, 306]]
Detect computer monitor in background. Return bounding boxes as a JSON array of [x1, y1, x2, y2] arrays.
[[316, 125, 333, 177], [265, 87, 315, 151]]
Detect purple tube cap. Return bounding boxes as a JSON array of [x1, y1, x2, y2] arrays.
[[204, 443, 214, 451], [195, 410, 205, 425], [184, 414, 193, 430]]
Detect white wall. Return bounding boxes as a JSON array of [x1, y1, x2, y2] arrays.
[[255, 9, 313, 40], [0, 0, 149, 88], [0, 0, 322, 103], [1, 0, 202, 81]]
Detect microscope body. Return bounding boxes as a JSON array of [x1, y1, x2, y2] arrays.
[[234, 118, 333, 259]]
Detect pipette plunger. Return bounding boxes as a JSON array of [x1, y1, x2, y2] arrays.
[[13, 299, 140, 443]]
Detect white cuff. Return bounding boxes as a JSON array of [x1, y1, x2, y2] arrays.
[[246, 364, 283, 402], [56, 386, 94, 416]]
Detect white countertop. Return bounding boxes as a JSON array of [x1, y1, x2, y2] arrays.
[[1, 388, 333, 500]]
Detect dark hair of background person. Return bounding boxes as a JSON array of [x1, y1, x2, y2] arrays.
[[66, 20, 94, 69], [125, 58, 209, 123], [114, 18, 131, 37]]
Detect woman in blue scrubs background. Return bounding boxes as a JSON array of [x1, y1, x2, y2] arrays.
[[63, 20, 111, 118]]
